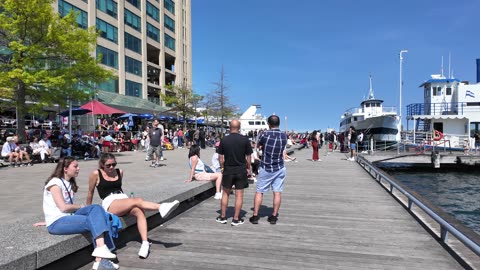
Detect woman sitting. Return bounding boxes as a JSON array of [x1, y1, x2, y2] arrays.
[[186, 144, 223, 200], [87, 153, 180, 259], [43, 157, 119, 270]]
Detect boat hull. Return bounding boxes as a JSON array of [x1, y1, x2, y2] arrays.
[[340, 115, 399, 142]]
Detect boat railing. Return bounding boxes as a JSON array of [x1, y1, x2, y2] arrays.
[[404, 102, 480, 116], [343, 106, 397, 115], [400, 131, 470, 152], [356, 156, 480, 264]]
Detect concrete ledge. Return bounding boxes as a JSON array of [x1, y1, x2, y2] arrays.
[[0, 181, 215, 269]]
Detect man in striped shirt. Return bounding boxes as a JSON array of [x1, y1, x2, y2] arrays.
[[249, 115, 288, 225]]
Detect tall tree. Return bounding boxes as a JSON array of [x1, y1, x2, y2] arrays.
[[0, 0, 113, 142], [161, 83, 202, 130], [209, 66, 236, 135]]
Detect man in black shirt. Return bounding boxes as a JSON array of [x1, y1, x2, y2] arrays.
[[147, 119, 164, 167], [217, 119, 253, 226]]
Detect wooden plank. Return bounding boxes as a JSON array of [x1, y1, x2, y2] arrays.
[[84, 149, 465, 270]]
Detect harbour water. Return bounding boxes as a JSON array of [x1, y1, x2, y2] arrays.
[[386, 168, 480, 234]]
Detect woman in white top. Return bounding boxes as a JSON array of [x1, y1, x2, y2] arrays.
[[30, 136, 49, 162], [186, 144, 223, 200], [43, 157, 119, 270]]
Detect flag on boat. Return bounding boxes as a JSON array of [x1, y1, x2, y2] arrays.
[[465, 90, 475, 98]]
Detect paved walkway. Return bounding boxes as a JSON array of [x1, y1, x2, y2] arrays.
[[76, 148, 463, 270]]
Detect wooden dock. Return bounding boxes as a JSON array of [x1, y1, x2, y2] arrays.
[[97, 149, 465, 270]]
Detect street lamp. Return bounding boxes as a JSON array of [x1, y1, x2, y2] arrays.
[[398, 49, 408, 154]]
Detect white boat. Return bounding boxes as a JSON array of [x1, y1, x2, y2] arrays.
[[404, 59, 480, 149], [239, 104, 269, 135], [339, 76, 399, 143]]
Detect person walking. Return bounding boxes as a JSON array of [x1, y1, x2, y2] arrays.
[[348, 126, 357, 161], [216, 119, 253, 226], [249, 115, 288, 225], [146, 119, 164, 167], [311, 130, 321, 161]]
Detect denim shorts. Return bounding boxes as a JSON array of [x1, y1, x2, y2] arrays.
[[350, 143, 357, 150], [256, 167, 286, 193]]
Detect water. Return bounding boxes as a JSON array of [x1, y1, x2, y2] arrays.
[[386, 168, 480, 234]]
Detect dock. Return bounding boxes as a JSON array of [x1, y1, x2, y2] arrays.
[[81, 149, 471, 269]]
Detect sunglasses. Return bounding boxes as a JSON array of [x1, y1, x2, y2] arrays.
[[105, 162, 117, 168]]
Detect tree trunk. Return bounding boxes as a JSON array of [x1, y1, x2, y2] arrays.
[[16, 81, 27, 143]]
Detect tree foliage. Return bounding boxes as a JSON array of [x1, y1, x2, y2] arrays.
[[207, 66, 236, 133], [0, 0, 113, 142], [160, 83, 203, 130]]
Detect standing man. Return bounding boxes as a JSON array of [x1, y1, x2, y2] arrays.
[[249, 115, 287, 225], [348, 126, 357, 161], [217, 119, 253, 226], [147, 119, 164, 168]]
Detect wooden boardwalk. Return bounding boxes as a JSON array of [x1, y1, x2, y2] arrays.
[[87, 149, 463, 269]]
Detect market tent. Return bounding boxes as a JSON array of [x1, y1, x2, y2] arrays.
[[58, 108, 91, 117], [80, 100, 126, 115]]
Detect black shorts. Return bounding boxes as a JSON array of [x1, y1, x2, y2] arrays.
[[222, 172, 248, 190]]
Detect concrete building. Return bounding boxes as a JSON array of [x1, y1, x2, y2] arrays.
[[53, 0, 192, 110]]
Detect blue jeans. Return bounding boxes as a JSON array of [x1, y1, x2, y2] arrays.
[[62, 148, 72, 157], [47, 205, 115, 250], [178, 136, 183, 147]]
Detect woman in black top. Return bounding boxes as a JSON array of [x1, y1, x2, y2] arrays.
[[86, 153, 179, 259]]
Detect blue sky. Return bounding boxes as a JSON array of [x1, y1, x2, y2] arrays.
[[191, 0, 480, 132]]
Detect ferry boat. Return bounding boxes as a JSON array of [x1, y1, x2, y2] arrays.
[[404, 59, 480, 149], [239, 104, 269, 135], [339, 76, 399, 143]]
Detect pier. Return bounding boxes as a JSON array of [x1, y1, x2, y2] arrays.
[[0, 147, 477, 269]]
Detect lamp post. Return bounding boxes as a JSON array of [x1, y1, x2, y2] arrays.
[[398, 49, 408, 154]]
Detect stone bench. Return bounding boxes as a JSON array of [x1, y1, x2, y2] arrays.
[[0, 181, 215, 270]]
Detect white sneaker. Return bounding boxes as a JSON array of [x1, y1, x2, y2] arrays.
[[92, 259, 119, 270], [91, 245, 116, 259], [160, 156, 165, 161], [138, 242, 151, 259], [214, 192, 222, 200], [159, 200, 180, 218]]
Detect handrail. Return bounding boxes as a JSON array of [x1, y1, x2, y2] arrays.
[[356, 156, 480, 259]]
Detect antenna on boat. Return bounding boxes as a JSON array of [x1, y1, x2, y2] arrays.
[[367, 74, 374, 100], [441, 56, 444, 78], [448, 52, 451, 79]]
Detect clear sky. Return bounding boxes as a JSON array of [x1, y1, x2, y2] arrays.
[[191, 0, 480, 132]]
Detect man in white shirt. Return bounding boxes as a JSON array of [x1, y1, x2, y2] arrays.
[[1, 137, 20, 167]]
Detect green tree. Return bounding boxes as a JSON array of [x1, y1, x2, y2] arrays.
[[161, 83, 203, 130], [0, 0, 113, 142]]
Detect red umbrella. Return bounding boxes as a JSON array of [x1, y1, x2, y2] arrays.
[[80, 100, 126, 115]]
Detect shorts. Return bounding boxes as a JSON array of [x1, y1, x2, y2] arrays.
[[194, 172, 212, 181], [147, 145, 162, 159], [222, 172, 248, 190], [102, 193, 129, 211], [256, 167, 286, 193], [350, 143, 357, 150]]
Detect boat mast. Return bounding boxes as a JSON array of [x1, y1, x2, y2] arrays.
[[367, 75, 374, 100]]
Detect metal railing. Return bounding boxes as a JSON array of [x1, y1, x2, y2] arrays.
[[356, 156, 480, 260]]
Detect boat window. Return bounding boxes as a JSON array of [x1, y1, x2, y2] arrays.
[[433, 86, 441, 96], [366, 104, 370, 107], [261, 121, 265, 125], [424, 87, 430, 98], [446, 87, 452, 95], [255, 121, 261, 125], [248, 121, 254, 125]]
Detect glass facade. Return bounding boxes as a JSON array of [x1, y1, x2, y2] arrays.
[[125, 32, 142, 54], [126, 80, 142, 98], [58, 0, 88, 29], [125, 56, 142, 76], [98, 78, 119, 93], [147, 23, 160, 42], [146, 2, 160, 22], [164, 34, 175, 51], [96, 18, 118, 43], [97, 46, 118, 69], [96, 0, 117, 18], [164, 0, 175, 14], [125, 9, 141, 32], [164, 14, 175, 32], [126, 0, 141, 9]]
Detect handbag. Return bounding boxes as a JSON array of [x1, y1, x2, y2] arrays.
[[204, 164, 214, 173]]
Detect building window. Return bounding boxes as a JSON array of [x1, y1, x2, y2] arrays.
[[433, 86, 442, 96], [58, 0, 88, 29], [446, 87, 452, 95], [125, 32, 142, 54], [146, 2, 160, 22], [164, 0, 175, 14], [164, 34, 175, 51], [126, 0, 141, 9], [96, 46, 118, 69], [125, 56, 142, 76], [96, 0, 117, 18], [126, 80, 142, 98], [147, 23, 160, 42], [125, 9, 141, 32], [96, 18, 118, 43], [98, 79, 119, 93], [164, 14, 175, 32]]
